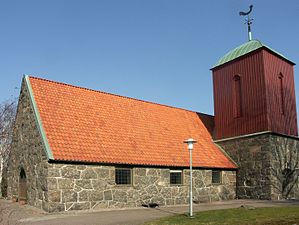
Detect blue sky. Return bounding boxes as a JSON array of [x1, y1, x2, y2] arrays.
[[1, 0, 299, 115]]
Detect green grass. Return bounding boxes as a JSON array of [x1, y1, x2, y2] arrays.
[[143, 207, 299, 225]]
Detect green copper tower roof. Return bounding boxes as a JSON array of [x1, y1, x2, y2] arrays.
[[212, 40, 294, 69]]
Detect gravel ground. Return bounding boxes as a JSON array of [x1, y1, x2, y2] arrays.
[[0, 199, 45, 225]]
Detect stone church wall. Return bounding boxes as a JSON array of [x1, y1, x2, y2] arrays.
[[45, 163, 236, 212], [217, 133, 299, 200], [269, 135, 299, 200], [7, 80, 49, 209]]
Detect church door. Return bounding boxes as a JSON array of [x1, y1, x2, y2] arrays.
[[19, 168, 27, 204]]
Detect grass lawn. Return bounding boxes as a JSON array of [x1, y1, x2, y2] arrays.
[[143, 207, 299, 225]]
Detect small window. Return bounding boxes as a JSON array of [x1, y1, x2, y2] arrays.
[[170, 170, 183, 185], [115, 168, 132, 185], [233, 75, 242, 118], [212, 170, 222, 184], [278, 73, 285, 115]]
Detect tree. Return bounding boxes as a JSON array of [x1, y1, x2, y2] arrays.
[[0, 99, 17, 197], [271, 138, 299, 199]]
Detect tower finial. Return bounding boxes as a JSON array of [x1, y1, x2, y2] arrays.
[[239, 5, 254, 41]]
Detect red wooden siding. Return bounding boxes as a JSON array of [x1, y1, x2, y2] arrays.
[[262, 50, 298, 136], [212, 49, 298, 140], [212, 50, 268, 139]]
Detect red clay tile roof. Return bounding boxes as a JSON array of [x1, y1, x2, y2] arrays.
[[28, 76, 236, 169]]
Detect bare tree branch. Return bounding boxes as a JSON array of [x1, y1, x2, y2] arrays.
[[0, 99, 17, 197], [271, 138, 299, 199]]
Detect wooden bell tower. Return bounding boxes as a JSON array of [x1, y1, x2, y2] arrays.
[[211, 5, 299, 201], [211, 40, 298, 140]]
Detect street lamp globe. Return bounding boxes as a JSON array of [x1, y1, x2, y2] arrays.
[[184, 138, 197, 150]]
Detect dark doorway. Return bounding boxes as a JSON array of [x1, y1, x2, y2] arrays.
[[19, 168, 27, 204]]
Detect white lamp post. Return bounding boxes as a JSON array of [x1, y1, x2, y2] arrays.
[[184, 138, 197, 218]]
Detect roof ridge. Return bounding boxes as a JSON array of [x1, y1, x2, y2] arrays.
[[27, 75, 210, 116]]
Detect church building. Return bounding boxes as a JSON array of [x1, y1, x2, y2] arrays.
[[6, 36, 299, 211]]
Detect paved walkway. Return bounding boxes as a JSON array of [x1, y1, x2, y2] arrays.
[[1, 199, 298, 225]]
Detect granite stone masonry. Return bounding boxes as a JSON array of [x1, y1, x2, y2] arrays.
[[45, 164, 236, 212], [217, 133, 299, 200], [6, 79, 236, 212], [7, 80, 49, 209]]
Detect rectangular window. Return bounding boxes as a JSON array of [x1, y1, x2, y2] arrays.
[[212, 170, 222, 184], [115, 168, 132, 185], [233, 75, 242, 118], [170, 170, 183, 185], [278, 74, 285, 115]]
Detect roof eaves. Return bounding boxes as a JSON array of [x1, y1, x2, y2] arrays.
[[214, 131, 299, 143], [262, 45, 296, 66], [24, 75, 54, 160], [49, 158, 238, 169]]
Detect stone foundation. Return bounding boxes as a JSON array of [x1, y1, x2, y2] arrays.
[[216, 133, 299, 200], [269, 135, 299, 200]]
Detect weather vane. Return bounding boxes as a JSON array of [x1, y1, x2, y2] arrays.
[[239, 5, 253, 41]]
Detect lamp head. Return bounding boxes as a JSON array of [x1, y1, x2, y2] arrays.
[[184, 138, 197, 150]]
